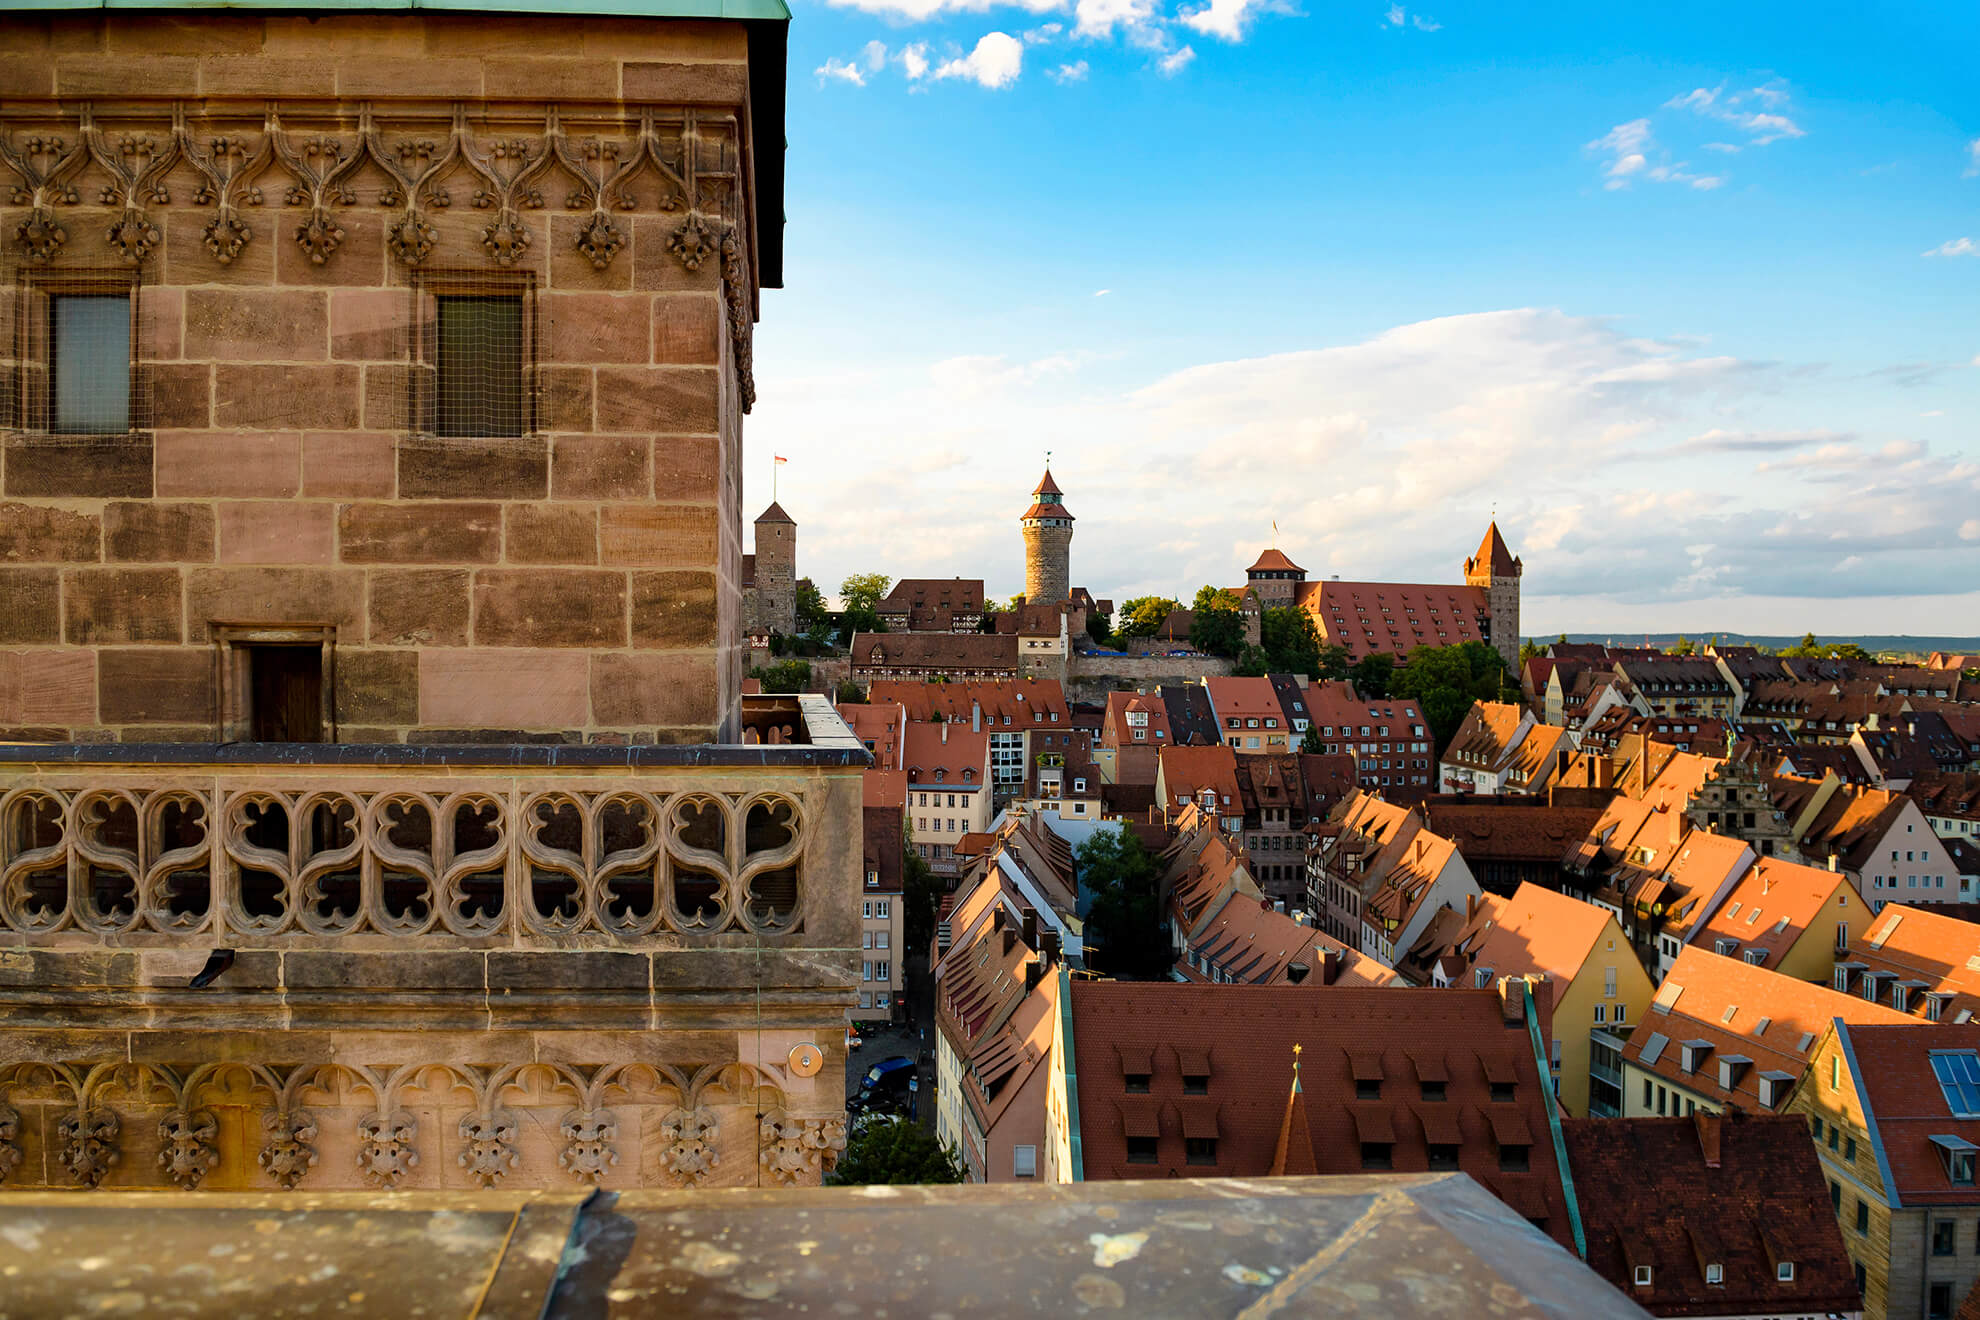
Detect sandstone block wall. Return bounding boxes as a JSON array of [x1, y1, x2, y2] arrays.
[[0, 13, 768, 744]]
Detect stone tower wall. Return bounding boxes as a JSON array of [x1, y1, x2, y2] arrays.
[[1023, 521, 1071, 605], [1485, 574, 1520, 675], [0, 12, 764, 745], [753, 518, 796, 637]]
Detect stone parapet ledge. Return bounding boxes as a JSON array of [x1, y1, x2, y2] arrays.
[[0, 1174, 1653, 1318]]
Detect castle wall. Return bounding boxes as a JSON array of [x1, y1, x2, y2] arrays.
[[1065, 652, 1233, 704]]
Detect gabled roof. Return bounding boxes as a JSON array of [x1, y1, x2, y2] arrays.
[[1464, 884, 1624, 1002], [1691, 857, 1855, 970], [1563, 1113, 1860, 1317], [1466, 521, 1521, 578], [1068, 981, 1572, 1246], [1246, 547, 1305, 575], [754, 501, 795, 525], [1853, 904, 1980, 1023]]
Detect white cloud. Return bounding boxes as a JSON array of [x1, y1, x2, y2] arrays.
[[1924, 238, 1979, 258], [823, 0, 1056, 20], [815, 57, 868, 86], [1588, 119, 1652, 188], [1024, 21, 1063, 42], [862, 40, 890, 72], [1093, 288, 1111, 296], [1049, 59, 1090, 82], [900, 42, 931, 79], [1703, 142, 1741, 154], [1156, 45, 1196, 75], [1181, 0, 1263, 41], [1665, 82, 1804, 144], [934, 31, 1024, 87], [1074, 0, 1160, 39], [1384, 3, 1404, 23], [752, 307, 1980, 622], [1966, 137, 1980, 178], [1412, 13, 1441, 29]]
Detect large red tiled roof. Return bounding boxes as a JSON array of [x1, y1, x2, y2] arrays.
[[852, 632, 1018, 675], [1853, 903, 1980, 1023], [1246, 547, 1304, 575], [1690, 857, 1855, 971], [1419, 798, 1607, 863], [1846, 1022, 1980, 1204], [1463, 883, 1621, 1005], [1562, 1112, 1860, 1316], [867, 678, 1070, 729], [1466, 521, 1521, 579], [1298, 581, 1490, 661], [1068, 980, 1571, 1245]]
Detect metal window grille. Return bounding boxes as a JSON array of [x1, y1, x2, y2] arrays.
[[7, 267, 150, 434], [410, 271, 536, 438]]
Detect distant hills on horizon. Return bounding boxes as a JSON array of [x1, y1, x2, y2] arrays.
[[1550, 633, 1979, 656]]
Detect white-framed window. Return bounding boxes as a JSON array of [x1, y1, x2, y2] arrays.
[[1013, 1145, 1038, 1178], [862, 902, 872, 919], [1632, 1266, 1652, 1287], [862, 931, 872, 948], [862, 961, 873, 982], [876, 932, 889, 950], [876, 900, 891, 918]]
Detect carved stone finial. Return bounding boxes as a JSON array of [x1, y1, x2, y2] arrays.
[[481, 213, 531, 266], [758, 1112, 846, 1186], [558, 1107, 618, 1185], [157, 1108, 220, 1190], [388, 211, 437, 267], [457, 1108, 520, 1188], [204, 212, 252, 264], [106, 210, 161, 265], [57, 1106, 119, 1188], [658, 1106, 720, 1187], [668, 212, 717, 272], [356, 1108, 419, 1188], [574, 212, 624, 271], [259, 1109, 319, 1189], [16, 207, 68, 263], [295, 208, 344, 265]]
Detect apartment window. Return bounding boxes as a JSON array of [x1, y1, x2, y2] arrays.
[[1829, 1180, 1841, 1211], [1703, 1262, 1723, 1286], [1182, 1073, 1209, 1096], [1490, 1081, 1516, 1104], [1855, 1199, 1869, 1234], [1125, 1072, 1151, 1095], [1185, 1137, 1218, 1166], [1013, 1145, 1037, 1178], [1426, 1143, 1459, 1171], [1604, 966, 1617, 997], [876, 900, 890, 919], [1642, 1078, 1652, 1109], [1125, 1136, 1157, 1164], [47, 289, 135, 433], [1420, 1081, 1446, 1102], [874, 961, 889, 981], [1498, 1142, 1531, 1173], [1356, 1078, 1380, 1101], [861, 931, 872, 949], [1931, 1283, 1954, 1320], [862, 902, 872, 919], [1845, 1135, 1857, 1162], [1632, 1265, 1652, 1287], [1934, 1220, 1956, 1256], [1360, 1142, 1394, 1170]]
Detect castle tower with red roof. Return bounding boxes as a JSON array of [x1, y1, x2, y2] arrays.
[[1464, 521, 1523, 675], [1021, 469, 1074, 605]]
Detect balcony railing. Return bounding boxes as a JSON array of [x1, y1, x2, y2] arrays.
[[0, 695, 868, 949]]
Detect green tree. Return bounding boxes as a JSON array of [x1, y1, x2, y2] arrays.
[[750, 659, 811, 693], [1390, 641, 1507, 753], [1518, 638, 1545, 665], [1086, 609, 1113, 646], [1300, 723, 1323, 754], [1783, 633, 1871, 661], [1259, 607, 1323, 676], [795, 579, 831, 636], [1311, 644, 1354, 683], [827, 1118, 965, 1186], [1235, 644, 1270, 677], [1189, 585, 1246, 658], [1667, 636, 1696, 657], [1350, 652, 1395, 699], [838, 606, 885, 644], [840, 573, 893, 615], [835, 679, 864, 704], [1077, 827, 1169, 979], [1118, 596, 1181, 639]]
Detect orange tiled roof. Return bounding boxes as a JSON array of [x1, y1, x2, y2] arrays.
[[1691, 857, 1854, 970]]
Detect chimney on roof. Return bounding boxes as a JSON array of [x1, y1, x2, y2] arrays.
[[1002, 928, 1015, 957], [1498, 975, 1527, 1025], [1041, 929, 1061, 965], [1022, 908, 1039, 950], [1318, 947, 1340, 985], [1693, 1110, 1723, 1168], [1828, 852, 1838, 872], [1025, 961, 1045, 993], [973, 700, 982, 733], [1287, 960, 1311, 985], [942, 722, 949, 745]]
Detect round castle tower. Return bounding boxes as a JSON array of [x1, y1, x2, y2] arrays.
[[1021, 469, 1073, 605]]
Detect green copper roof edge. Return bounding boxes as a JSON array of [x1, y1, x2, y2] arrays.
[[1059, 965, 1083, 1183], [0, 0, 792, 20], [1527, 978, 1586, 1261]]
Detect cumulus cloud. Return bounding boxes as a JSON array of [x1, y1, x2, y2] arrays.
[[1181, 0, 1264, 41], [1588, 119, 1652, 188], [900, 42, 931, 79], [815, 57, 868, 86], [1156, 45, 1196, 75], [1924, 237, 1979, 258], [1967, 137, 1980, 177], [1594, 79, 1804, 191], [1048, 59, 1090, 82], [823, 0, 1056, 20], [932, 31, 1024, 87], [1074, 0, 1162, 39]]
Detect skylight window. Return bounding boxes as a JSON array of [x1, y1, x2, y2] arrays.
[[1931, 1052, 1980, 1118]]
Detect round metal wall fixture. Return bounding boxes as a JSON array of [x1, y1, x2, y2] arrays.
[[788, 1043, 824, 1078]]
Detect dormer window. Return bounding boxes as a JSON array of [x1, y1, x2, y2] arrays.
[[1632, 1266, 1653, 1288], [1704, 1263, 1723, 1286], [1124, 1072, 1151, 1095], [1776, 1262, 1795, 1282]]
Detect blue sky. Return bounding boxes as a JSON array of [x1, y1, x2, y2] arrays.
[[748, 0, 1979, 637]]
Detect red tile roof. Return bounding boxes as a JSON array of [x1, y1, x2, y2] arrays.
[[1032, 468, 1063, 498], [867, 678, 1070, 729], [1562, 1112, 1861, 1316], [1466, 521, 1522, 579], [1246, 547, 1304, 575], [1691, 857, 1855, 971], [1844, 1022, 1980, 1205], [1298, 581, 1490, 661], [1068, 979, 1571, 1245], [852, 632, 1018, 677], [1853, 903, 1980, 1022], [1461, 884, 1621, 1006], [754, 501, 794, 525]]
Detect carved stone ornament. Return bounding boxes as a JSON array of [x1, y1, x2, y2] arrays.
[[106, 209, 160, 264], [0, 1103, 23, 1183], [295, 207, 344, 264], [259, 1109, 319, 1189], [387, 211, 437, 266], [481, 212, 531, 266], [15, 206, 66, 262], [558, 1107, 618, 1185], [668, 211, 717, 271], [58, 1106, 120, 1188], [458, 1108, 521, 1188], [157, 1108, 220, 1190], [720, 227, 756, 413], [356, 1108, 419, 1188], [658, 1106, 720, 1186], [758, 1113, 847, 1187], [203, 211, 251, 264], [574, 211, 624, 270]]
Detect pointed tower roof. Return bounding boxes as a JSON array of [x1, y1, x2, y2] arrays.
[[1033, 469, 1063, 498], [1246, 548, 1305, 576], [755, 502, 795, 525], [1468, 521, 1520, 577], [1022, 467, 1073, 521], [1269, 1047, 1317, 1176]]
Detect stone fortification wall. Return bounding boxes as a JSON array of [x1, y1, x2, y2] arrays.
[[1065, 652, 1233, 703]]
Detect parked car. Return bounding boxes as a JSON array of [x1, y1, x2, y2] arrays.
[[850, 1056, 915, 1113]]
